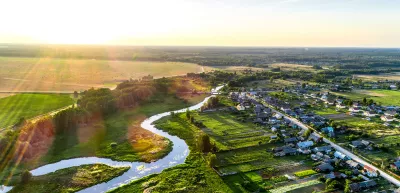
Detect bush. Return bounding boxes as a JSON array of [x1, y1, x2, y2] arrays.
[[110, 142, 117, 148], [21, 170, 32, 184]]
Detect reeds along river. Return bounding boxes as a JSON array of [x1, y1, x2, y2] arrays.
[[0, 85, 224, 193]]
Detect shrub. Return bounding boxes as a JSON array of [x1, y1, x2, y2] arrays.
[[21, 170, 32, 184], [110, 142, 117, 148]]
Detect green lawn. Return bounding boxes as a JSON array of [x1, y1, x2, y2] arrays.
[[6, 164, 129, 193], [314, 107, 341, 115], [0, 94, 74, 128]]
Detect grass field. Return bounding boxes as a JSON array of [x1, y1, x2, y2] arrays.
[[38, 94, 204, 167], [0, 94, 74, 128], [0, 57, 205, 92], [332, 89, 400, 106], [294, 170, 317, 178], [6, 164, 129, 193], [354, 73, 400, 81], [193, 111, 272, 151], [110, 113, 233, 193]]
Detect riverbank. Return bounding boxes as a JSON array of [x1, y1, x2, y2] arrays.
[[1, 85, 223, 193]]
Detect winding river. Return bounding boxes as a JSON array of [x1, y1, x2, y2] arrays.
[[0, 85, 224, 193]]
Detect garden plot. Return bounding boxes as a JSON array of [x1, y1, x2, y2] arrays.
[[214, 144, 308, 175], [194, 111, 273, 150]]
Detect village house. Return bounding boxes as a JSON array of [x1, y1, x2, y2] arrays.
[[381, 115, 394, 122], [384, 110, 397, 116], [363, 166, 378, 177], [321, 94, 328, 101], [363, 111, 377, 117], [349, 107, 362, 113], [390, 84, 397, 90], [349, 180, 377, 192], [274, 147, 298, 156], [390, 161, 400, 171], [346, 160, 360, 169], [353, 102, 362, 108], [284, 137, 298, 144], [336, 103, 347, 109], [309, 133, 323, 143], [321, 126, 335, 137], [325, 172, 347, 179], [334, 151, 348, 160], [236, 104, 245, 111], [316, 163, 334, 172], [297, 141, 314, 149], [313, 145, 332, 153]]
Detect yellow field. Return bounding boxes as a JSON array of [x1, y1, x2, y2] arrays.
[[354, 73, 400, 81], [0, 57, 205, 92], [268, 63, 316, 71]]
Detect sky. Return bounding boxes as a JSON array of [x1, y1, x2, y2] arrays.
[[0, 0, 400, 47]]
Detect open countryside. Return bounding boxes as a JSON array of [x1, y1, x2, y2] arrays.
[[2, 0, 400, 192], [0, 57, 206, 92]]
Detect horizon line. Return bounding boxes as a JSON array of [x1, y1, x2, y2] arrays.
[[0, 43, 399, 49]]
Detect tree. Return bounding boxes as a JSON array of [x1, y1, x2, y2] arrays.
[[362, 97, 367, 105], [303, 129, 312, 138], [207, 153, 217, 167], [200, 134, 213, 153], [73, 91, 79, 98], [186, 108, 191, 119], [21, 170, 32, 184], [344, 179, 352, 193]]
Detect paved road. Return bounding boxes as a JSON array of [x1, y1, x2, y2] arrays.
[[254, 97, 400, 187]]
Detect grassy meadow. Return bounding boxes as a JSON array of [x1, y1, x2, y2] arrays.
[[0, 94, 74, 128], [35, 93, 207, 168], [0, 57, 205, 92], [110, 113, 233, 193], [332, 89, 400, 106], [6, 164, 129, 193]]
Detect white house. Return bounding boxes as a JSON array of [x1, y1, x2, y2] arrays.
[[336, 103, 346, 109], [390, 85, 397, 90], [236, 104, 245, 111], [363, 111, 377, 117], [381, 115, 394, 122], [384, 111, 397, 116], [349, 107, 361, 113], [334, 151, 347, 160], [275, 113, 283, 119]]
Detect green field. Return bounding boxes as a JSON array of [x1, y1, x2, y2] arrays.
[[0, 57, 205, 92], [193, 111, 272, 151], [294, 169, 317, 178], [332, 89, 400, 106], [6, 164, 129, 193], [38, 94, 203, 167], [110, 113, 233, 193], [0, 94, 74, 128]]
